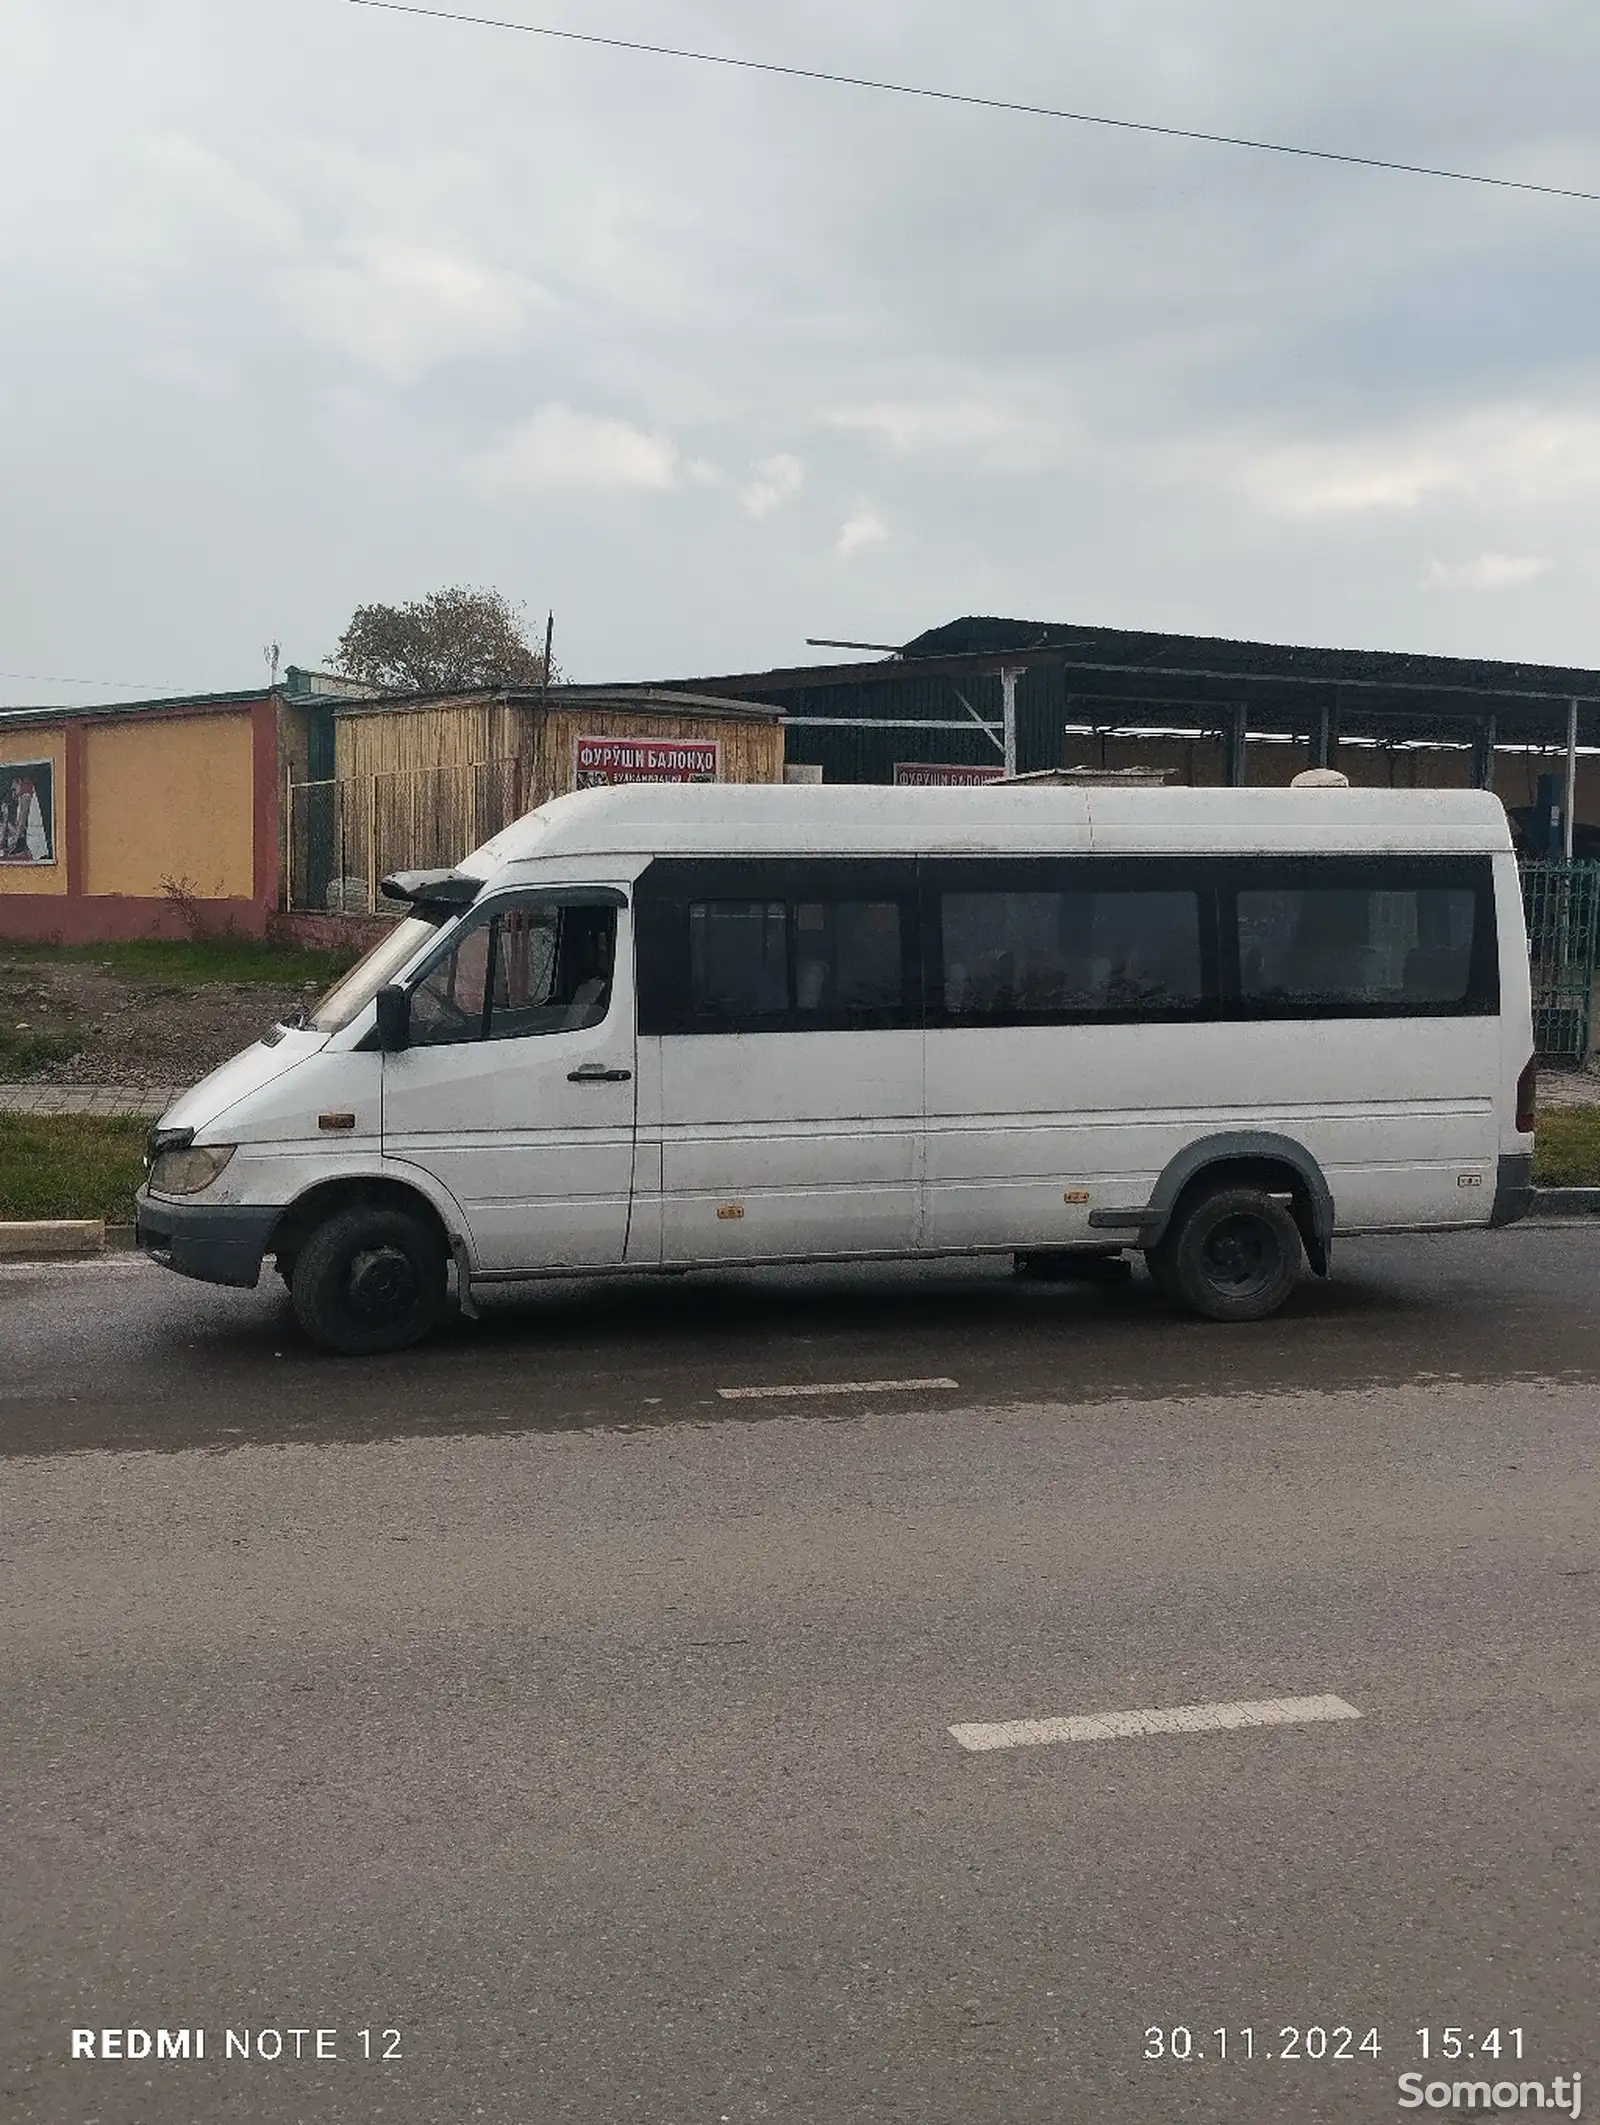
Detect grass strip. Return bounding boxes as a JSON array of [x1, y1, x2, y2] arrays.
[[0, 937, 356, 986], [0, 1028, 80, 1078], [0, 1115, 148, 1223], [1532, 1105, 1600, 1187]]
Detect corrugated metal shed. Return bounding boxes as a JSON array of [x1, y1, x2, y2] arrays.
[[659, 615, 1600, 784]]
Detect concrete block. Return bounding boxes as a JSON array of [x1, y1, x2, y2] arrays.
[[0, 1220, 106, 1259], [1531, 1186, 1600, 1216]]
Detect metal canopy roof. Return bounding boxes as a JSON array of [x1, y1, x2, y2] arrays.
[[667, 616, 1600, 751]]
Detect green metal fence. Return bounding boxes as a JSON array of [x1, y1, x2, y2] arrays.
[[1520, 859, 1600, 1066]]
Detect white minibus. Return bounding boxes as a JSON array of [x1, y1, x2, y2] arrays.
[[136, 782, 1537, 1353]]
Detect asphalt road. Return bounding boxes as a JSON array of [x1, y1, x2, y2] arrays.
[[3, 1230, 1597, 2124]]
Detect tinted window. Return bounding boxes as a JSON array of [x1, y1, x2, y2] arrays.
[[940, 889, 1202, 1018], [796, 901, 902, 1010], [1237, 885, 1477, 1011], [689, 898, 904, 1020], [689, 902, 787, 1017], [641, 853, 1496, 1034], [409, 899, 616, 1045]]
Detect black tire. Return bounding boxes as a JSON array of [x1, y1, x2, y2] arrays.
[[1145, 1186, 1303, 1323], [290, 1204, 447, 1355]]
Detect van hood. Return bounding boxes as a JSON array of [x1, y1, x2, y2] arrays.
[[156, 1026, 332, 1138]]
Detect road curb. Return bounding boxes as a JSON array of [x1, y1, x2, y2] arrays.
[[0, 1219, 107, 1260], [1531, 1185, 1600, 1216]]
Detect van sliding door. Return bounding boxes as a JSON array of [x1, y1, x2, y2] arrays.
[[635, 859, 922, 1265]]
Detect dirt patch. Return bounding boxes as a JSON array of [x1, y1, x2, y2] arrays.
[[0, 956, 325, 1088], [1539, 1064, 1600, 1107]]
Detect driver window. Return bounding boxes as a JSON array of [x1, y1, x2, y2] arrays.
[[409, 899, 618, 1047], [410, 919, 493, 1044]]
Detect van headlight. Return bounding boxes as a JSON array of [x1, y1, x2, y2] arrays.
[[148, 1145, 237, 1197]]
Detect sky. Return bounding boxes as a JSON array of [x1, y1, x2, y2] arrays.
[[4, 0, 1600, 704]]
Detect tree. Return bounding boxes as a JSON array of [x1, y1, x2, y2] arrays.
[[330, 586, 557, 693]]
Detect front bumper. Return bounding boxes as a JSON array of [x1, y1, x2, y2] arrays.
[[135, 1190, 281, 1289]]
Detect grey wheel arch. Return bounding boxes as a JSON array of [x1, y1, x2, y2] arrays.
[[1094, 1131, 1336, 1275]]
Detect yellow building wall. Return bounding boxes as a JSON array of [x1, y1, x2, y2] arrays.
[[84, 712, 256, 898], [0, 726, 68, 895]]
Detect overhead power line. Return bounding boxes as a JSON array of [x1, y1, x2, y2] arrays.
[[342, 0, 1600, 204], [0, 670, 200, 690]]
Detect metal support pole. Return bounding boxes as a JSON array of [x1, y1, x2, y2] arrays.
[[1564, 698, 1579, 860], [1473, 716, 1497, 792], [1224, 706, 1248, 787], [1000, 667, 1021, 779], [1311, 704, 1331, 770]]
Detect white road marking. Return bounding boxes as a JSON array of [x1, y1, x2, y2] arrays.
[[949, 1693, 1361, 1753], [716, 1377, 960, 1402]]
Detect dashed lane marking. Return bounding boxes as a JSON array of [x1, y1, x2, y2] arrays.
[[950, 1693, 1362, 1753], [716, 1377, 960, 1401]]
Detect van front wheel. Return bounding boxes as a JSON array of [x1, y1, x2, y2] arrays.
[[1146, 1186, 1302, 1323], [290, 1204, 447, 1355]]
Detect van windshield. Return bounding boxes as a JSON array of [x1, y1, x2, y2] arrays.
[[301, 916, 446, 1034]]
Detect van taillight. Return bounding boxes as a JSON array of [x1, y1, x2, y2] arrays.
[[1516, 1055, 1537, 1135]]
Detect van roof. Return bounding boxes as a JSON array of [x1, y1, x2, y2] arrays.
[[465, 781, 1513, 872]]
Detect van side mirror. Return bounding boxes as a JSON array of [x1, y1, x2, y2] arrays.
[[375, 984, 411, 1053]]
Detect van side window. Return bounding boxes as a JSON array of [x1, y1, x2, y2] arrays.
[[1237, 884, 1478, 1012], [409, 899, 617, 1045], [688, 902, 787, 1016], [687, 899, 905, 1023], [796, 901, 903, 1010], [940, 889, 1202, 1019]]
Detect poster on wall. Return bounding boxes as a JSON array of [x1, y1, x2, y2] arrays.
[[0, 759, 55, 864], [573, 736, 720, 789], [893, 762, 1004, 788]]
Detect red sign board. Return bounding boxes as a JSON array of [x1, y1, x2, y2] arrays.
[[893, 762, 1004, 787], [574, 736, 720, 788]]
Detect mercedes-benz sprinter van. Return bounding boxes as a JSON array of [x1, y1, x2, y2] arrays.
[[136, 782, 1536, 1352]]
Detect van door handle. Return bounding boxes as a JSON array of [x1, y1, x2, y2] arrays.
[[568, 1063, 632, 1083]]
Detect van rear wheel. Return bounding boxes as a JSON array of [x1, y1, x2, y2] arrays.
[[1146, 1186, 1302, 1323], [290, 1204, 447, 1355]]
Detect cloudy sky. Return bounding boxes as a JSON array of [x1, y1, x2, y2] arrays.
[[4, 0, 1600, 704]]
